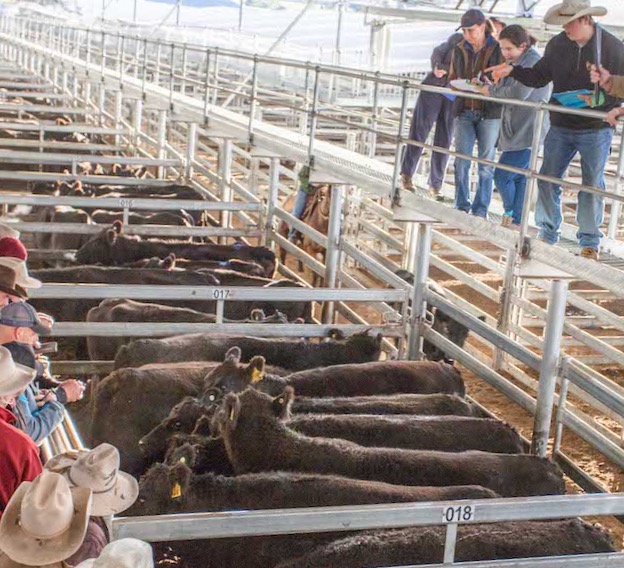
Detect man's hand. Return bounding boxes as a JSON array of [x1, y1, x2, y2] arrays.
[[589, 64, 613, 91], [484, 63, 512, 83], [58, 379, 85, 403], [433, 66, 448, 79], [605, 107, 624, 127]]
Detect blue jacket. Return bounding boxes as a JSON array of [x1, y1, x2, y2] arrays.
[[15, 383, 64, 445], [490, 47, 551, 152]]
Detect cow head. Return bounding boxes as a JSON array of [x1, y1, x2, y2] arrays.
[[345, 330, 383, 362], [202, 347, 267, 395], [129, 461, 193, 516], [75, 221, 123, 265], [219, 386, 294, 435], [138, 396, 210, 464]]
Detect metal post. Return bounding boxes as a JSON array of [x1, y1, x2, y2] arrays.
[[113, 91, 123, 147], [248, 55, 259, 143], [322, 185, 345, 324], [607, 128, 624, 240], [407, 223, 433, 360], [133, 0, 138, 23], [405, 222, 418, 273], [307, 66, 321, 164], [211, 48, 220, 106], [157, 109, 168, 179], [100, 31, 106, 76], [266, 157, 280, 248], [185, 123, 198, 180], [169, 43, 175, 109], [133, 98, 143, 149], [141, 39, 148, 95], [98, 85, 106, 126], [368, 72, 380, 158], [203, 49, 211, 120], [219, 139, 233, 244], [238, 0, 244, 31], [154, 42, 162, 85], [494, 107, 546, 369], [391, 81, 409, 203], [334, 0, 344, 67], [530, 279, 569, 457], [552, 359, 571, 456], [180, 44, 188, 94]]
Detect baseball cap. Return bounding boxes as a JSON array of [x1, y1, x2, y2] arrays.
[[0, 302, 53, 335], [457, 8, 487, 30]]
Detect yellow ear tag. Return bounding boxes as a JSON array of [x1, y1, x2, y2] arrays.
[[278, 398, 284, 404], [171, 483, 182, 499], [179, 457, 186, 464], [229, 407, 235, 421], [251, 368, 263, 383]]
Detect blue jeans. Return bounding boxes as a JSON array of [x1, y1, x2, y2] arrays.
[[453, 111, 501, 218], [288, 189, 309, 239], [494, 148, 531, 225], [536, 125, 613, 249]]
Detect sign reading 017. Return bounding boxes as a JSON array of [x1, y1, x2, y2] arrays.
[[212, 289, 232, 300], [442, 504, 475, 523]]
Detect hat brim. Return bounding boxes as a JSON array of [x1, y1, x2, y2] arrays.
[[0, 362, 35, 397], [81, 471, 139, 517], [20, 275, 42, 289], [33, 321, 53, 336], [0, 485, 91, 565], [0, 283, 25, 299], [543, 5, 607, 26]]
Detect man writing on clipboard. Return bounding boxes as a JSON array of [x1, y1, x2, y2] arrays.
[[488, 0, 624, 260]]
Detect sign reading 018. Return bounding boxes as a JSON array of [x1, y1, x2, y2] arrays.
[[442, 504, 475, 523]]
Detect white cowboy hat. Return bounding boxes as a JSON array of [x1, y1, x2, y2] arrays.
[[0, 345, 35, 397], [544, 0, 607, 26], [45, 443, 139, 517], [0, 471, 92, 566], [74, 539, 153, 568], [0, 257, 41, 289], [0, 223, 19, 240]]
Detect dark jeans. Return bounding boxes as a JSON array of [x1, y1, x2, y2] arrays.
[[401, 91, 455, 190], [494, 148, 531, 225]]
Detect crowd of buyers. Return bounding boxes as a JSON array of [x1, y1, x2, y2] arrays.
[[402, 0, 624, 260], [0, 224, 154, 567]]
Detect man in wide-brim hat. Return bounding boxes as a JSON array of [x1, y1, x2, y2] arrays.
[[487, 0, 624, 261]]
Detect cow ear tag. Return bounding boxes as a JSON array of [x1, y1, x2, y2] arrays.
[[171, 483, 182, 499], [251, 368, 263, 383], [179, 457, 186, 464], [229, 407, 236, 421]]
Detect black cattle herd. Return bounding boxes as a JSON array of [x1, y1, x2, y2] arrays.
[[19, 172, 615, 567]]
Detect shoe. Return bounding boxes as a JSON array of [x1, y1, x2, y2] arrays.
[[501, 212, 514, 227], [579, 247, 599, 260], [429, 187, 442, 200], [401, 173, 414, 191]]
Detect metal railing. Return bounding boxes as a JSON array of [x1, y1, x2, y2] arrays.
[[2, 11, 624, 523]]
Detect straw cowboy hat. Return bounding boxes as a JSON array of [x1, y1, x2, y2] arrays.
[[74, 539, 154, 568], [0, 471, 91, 566], [0, 257, 41, 290], [0, 345, 35, 397], [45, 443, 139, 517], [544, 0, 607, 26]]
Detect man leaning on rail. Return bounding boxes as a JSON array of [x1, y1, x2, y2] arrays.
[[487, 0, 624, 261]]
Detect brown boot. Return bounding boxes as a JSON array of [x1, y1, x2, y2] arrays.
[[401, 173, 414, 191], [579, 247, 599, 260]]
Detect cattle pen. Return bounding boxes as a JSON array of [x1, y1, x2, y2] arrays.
[[1, 6, 624, 567]]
